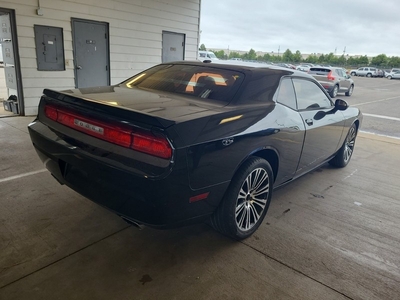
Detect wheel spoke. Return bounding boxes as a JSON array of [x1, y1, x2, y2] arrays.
[[252, 171, 268, 192], [252, 183, 269, 197], [237, 207, 246, 228], [249, 204, 260, 222], [235, 201, 245, 216], [252, 199, 266, 210], [245, 207, 250, 229]]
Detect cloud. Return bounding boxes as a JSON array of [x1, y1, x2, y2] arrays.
[[200, 0, 400, 56]]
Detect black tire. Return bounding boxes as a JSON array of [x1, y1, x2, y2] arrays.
[[345, 85, 354, 96], [329, 85, 339, 98], [388, 76, 392, 80], [210, 157, 273, 240], [350, 72, 356, 76], [329, 123, 357, 168], [366, 73, 372, 78]]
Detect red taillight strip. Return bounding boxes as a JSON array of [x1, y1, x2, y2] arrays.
[[132, 133, 172, 159], [44, 104, 172, 159], [327, 71, 336, 81]]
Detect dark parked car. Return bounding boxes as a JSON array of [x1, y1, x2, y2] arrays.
[[308, 66, 354, 97], [28, 61, 362, 239]]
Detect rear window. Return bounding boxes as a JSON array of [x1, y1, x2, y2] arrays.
[[122, 64, 244, 104], [308, 68, 331, 74]]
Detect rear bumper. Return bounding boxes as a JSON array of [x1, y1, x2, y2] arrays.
[[28, 120, 229, 228]]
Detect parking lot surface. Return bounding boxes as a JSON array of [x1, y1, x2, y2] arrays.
[[1, 77, 400, 299]]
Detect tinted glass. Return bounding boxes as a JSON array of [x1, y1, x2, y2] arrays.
[[293, 79, 333, 110], [276, 78, 297, 110], [122, 64, 245, 103], [236, 70, 282, 104]]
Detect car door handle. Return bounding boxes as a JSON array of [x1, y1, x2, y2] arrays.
[[76, 65, 82, 70], [305, 119, 313, 126]]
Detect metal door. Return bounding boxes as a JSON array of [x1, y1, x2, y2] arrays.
[[162, 31, 185, 63], [72, 19, 109, 88]]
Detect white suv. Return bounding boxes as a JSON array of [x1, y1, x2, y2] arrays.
[[350, 67, 378, 77]]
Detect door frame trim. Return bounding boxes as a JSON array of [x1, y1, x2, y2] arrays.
[[0, 8, 25, 115], [71, 18, 110, 88]]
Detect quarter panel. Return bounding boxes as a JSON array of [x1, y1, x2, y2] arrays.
[[187, 104, 305, 190]]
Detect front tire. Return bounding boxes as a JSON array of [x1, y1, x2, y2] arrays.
[[350, 72, 356, 76], [329, 85, 339, 98], [329, 123, 357, 168], [210, 157, 273, 240], [345, 85, 354, 96], [388, 76, 392, 80]]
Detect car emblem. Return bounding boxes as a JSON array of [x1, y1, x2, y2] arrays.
[[74, 119, 104, 135], [222, 138, 234, 146]]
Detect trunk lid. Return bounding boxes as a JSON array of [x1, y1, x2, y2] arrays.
[[43, 85, 227, 128]]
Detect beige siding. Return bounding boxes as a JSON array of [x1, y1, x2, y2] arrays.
[[0, 0, 200, 115]]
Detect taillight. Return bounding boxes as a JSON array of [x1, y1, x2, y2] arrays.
[[327, 71, 336, 81], [44, 105, 58, 121], [132, 133, 172, 159], [44, 104, 172, 159]]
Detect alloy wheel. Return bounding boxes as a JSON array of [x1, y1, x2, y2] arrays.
[[344, 126, 356, 163], [235, 168, 270, 231]]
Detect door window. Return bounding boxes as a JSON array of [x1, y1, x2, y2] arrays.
[[293, 79, 333, 110]]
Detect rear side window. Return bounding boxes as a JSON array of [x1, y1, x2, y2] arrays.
[[122, 64, 244, 104], [236, 70, 282, 104], [276, 78, 297, 110]]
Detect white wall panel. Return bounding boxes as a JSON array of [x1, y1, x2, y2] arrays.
[[0, 0, 200, 115]]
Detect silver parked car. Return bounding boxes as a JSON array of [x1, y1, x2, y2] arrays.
[[387, 71, 400, 80], [308, 67, 354, 97], [350, 67, 378, 77]]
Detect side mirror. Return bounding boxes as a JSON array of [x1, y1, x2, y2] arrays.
[[335, 99, 348, 111]]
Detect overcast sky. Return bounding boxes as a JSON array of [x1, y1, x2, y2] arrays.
[[200, 0, 400, 57]]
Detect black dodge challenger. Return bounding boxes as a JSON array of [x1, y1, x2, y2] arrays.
[[28, 61, 362, 239]]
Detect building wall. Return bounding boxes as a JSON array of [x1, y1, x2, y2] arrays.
[[0, 0, 200, 115]]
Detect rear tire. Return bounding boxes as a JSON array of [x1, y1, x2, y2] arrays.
[[345, 85, 354, 96], [366, 73, 372, 78], [329, 123, 357, 168], [329, 85, 339, 98], [388, 76, 392, 80], [210, 157, 273, 240]]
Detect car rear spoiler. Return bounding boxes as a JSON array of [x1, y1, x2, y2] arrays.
[[42, 89, 176, 129]]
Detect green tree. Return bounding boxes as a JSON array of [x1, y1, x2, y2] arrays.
[[213, 50, 226, 59], [358, 55, 369, 65], [262, 53, 272, 62], [337, 55, 346, 66], [305, 54, 318, 64], [371, 54, 388, 67], [325, 53, 336, 65], [293, 50, 302, 63], [282, 49, 293, 62], [347, 56, 359, 67], [199, 44, 206, 51], [247, 48, 257, 60], [388, 56, 400, 67], [228, 51, 241, 59]]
